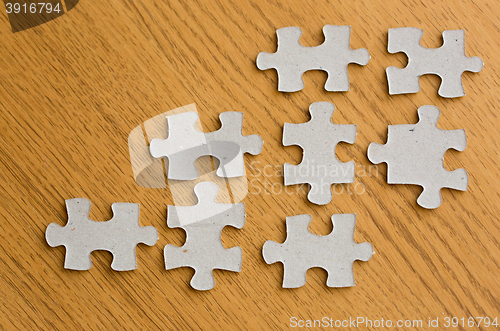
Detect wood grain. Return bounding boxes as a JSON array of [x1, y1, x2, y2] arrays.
[[0, 0, 499, 329]]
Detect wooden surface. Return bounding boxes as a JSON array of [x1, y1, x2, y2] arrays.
[[1, 0, 499, 329]]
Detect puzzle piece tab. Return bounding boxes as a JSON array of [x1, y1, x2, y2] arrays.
[[263, 213, 373, 288], [165, 182, 245, 290], [257, 25, 370, 92], [367, 105, 468, 209], [386, 27, 483, 98], [46, 198, 158, 271], [283, 102, 356, 205], [150, 111, 263, 180]]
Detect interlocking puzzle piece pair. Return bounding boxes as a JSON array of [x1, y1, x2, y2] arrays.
[[149, 111, 263, 180], [146, 110, 260, 290], [257, 25, 482, 97]]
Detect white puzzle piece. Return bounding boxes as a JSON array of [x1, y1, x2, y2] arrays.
[[46, 198, 158, 271], [257, 25, 370, 92], [165, 182, 245, 291], [263, 213, 373, 288], [386, 27, 483, 98], [367, 105, 468, 209], [283, 102, 356, 205]]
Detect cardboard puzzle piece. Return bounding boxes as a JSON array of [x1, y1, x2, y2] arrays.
[[283, 102, 356, 205], [257, 25, 370, 92], [165, 182, 245, 291], [262, 213, 373, 288], [386, 27, 483, 98], [149, 111, 263, 180], [367, 105, 468, 209], [46, 198, 158, 271]]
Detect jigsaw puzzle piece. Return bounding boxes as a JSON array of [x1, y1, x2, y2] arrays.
[[386, 27, 483, 98], [46, 198, 158, 271], [256, 25, 369, 92], [367, 105, 468, 209], [263, 214, 373, 288], [283, 102, 356, 205], [165, 182, 245, 290]]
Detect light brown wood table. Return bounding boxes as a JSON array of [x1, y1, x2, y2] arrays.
[[0, 0, 499, 329]]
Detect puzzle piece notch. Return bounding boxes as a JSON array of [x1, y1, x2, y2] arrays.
[[386, 27, 483, 98], [257, 25, 370, 92], [165, 182, 245, 291], [263, 214, 373, 288], [46, 198, 158, 271], [150, 111, 263, 180], [367, 105, 468, 209], [283, 102, 356, 205]]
